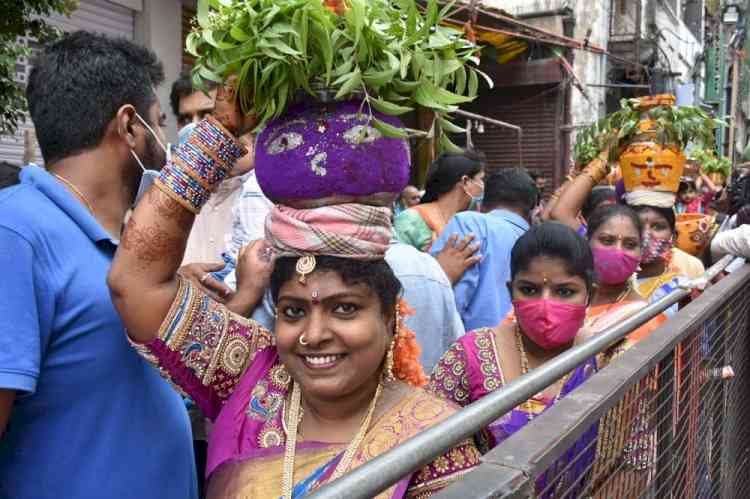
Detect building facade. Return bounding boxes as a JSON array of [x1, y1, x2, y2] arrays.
[[0, 0, 187, 166], [474, 0, 709, 184]]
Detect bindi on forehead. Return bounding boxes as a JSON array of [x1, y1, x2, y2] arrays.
[[279, 272, 372, 302]]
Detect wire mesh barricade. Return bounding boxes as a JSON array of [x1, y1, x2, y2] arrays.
[[435, 262, 750, 499], [307, 258, 744, 499]]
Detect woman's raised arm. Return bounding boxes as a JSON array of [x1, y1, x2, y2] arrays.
[[108, 83, 252, 343], [549, 147, 613, 231]]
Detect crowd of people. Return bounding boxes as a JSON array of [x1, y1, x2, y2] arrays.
[[1, 29, 750, 499]]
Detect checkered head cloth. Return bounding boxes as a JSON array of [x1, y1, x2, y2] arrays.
[[264, 204, 392, 260]]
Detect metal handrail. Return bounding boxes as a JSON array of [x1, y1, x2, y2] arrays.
[[435, 256, 750, 498], [307, 255, 738, 499]]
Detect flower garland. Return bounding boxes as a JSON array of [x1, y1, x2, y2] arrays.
[[393, 299, 427, 387]]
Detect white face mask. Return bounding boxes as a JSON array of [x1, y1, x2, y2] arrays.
[[131, 112, 171, 205], [178, 122, 197, 145]]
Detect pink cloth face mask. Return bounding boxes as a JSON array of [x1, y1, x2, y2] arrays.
[[513, 298, 587, 350], [592, 246, 640, 285]]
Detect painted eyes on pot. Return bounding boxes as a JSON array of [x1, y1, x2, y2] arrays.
[[267, 132, 303, 155]]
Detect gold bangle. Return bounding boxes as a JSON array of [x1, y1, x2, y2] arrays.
[[583, 160, 607, 184]]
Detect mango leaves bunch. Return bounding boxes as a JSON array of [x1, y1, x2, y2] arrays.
[[187, 0, 489, 152], [690, 148, 731, 177], [574, 97, 724, 167]]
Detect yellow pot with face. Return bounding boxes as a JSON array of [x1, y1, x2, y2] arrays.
[[620, 140, 685, 193], [676, 213, 714, 257]]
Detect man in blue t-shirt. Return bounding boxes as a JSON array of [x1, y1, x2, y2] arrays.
[[0, 32, 197, 499], [431, 169, 537, 331]]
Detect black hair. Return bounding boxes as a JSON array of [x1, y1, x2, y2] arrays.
[[581, 186, 616, 221], [26, 31, 164, 165], [170, 70, 194, 119], [678, 180, 695, 195], [586, 203, 643, 241], [482, 168, 538, 213], [421, 151, 485, 203], [169, 69, 218, 119], [0, 162, 21, 189], [631, 204, 676, 232], [270, 256, 402, 316], [727, 173, 750, 215], [510, 222, 595, 295]]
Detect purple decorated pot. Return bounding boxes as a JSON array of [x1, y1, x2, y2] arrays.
[[254, 100, 410, 205]]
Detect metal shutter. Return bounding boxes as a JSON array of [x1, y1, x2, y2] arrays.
[[48, 0, 134, 39], [0, 0, 135, 166], [452, 84, 564, 188]]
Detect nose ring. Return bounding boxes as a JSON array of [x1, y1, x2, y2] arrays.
[[298, 334, 308, 346]]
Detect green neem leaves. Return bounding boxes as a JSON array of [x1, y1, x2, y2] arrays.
[[190, 0, 484, 147]]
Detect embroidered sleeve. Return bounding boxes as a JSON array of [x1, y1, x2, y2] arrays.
[[130, 277, 274, 420], [405, 440, 481, 498], [426, 340, 472, 407]]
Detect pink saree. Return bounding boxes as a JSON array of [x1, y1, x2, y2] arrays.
[[130, 278, 479, 498], [427, 328, 598, 497]]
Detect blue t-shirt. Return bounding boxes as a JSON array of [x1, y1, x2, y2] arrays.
[[0, 167, 197, 499], [431, 209, 529, 331]]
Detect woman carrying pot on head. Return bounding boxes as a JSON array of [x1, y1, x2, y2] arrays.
[[631, 204, 703, 311], [547, 146, 704, 315], [580, 203, 667, 347], [394, 152, 485, 252], [546, 174, 617, 237], [108, 95, 480, 497]]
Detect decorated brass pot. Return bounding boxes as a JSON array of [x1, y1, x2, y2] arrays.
[[675, 213, 715, 257], [620, 142, 685, 193], [619, 94, 685, 194]]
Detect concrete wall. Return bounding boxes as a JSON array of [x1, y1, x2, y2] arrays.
[[651, 1, 705, 97], [484, 0, 612, 150], [481, 0, 705, 151], [135, 0, 183, 142]]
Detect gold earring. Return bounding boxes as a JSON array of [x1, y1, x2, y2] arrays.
[[383, 304, 400, 383], [383, 339, 395, 383]]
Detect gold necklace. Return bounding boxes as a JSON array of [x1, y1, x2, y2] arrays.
[[514, 326, 535, 421], [614, 280, 633, 303], [281, 380, 383, 498], [514, 325, 567, 422], [52, 173, 95, 214]]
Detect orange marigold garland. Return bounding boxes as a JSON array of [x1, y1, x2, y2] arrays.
[[392, 299, 427, 387]]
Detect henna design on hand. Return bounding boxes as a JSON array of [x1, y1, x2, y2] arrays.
[[121, 217, 183, 271], [145, 188, 194, 230]]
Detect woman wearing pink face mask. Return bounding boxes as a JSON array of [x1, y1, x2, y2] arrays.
[[429, 221, 667, 496], [428, 223, 601, 494], [583, 204, 668, 347], [583, 204, 675, 497]]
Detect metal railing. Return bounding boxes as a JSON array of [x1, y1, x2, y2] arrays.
[[436, 256, 750, 498], [309, 256, 742, 499]]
